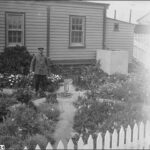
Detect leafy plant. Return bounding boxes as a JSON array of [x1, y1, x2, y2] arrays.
[[0, 45, 32, 75], [16, 88, 32, 104]]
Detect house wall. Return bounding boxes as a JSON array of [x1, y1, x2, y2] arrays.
[[0, 1, 47, 54], [0, 1, 106, 64], [105, 18, 134, 63], [49, 2, 105, 63]]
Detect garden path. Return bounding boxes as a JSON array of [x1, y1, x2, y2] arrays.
[[53, 83, 85, 149]]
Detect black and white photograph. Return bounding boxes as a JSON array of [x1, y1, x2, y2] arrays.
[[0, 0, 150, 149]]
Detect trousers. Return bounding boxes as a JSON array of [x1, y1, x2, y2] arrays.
[[34, 74, 47, 92]]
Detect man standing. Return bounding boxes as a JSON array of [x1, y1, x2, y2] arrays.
[[30, 47, 49, 95]]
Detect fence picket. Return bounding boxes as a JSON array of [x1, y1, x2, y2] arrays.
[[57, 140, 64, 149], [112, 129, 118, 149], [118, 126, 125, 149], [86, 135, 93, 149], [78, 137, 84, 149], [145, 120, 150, 148], [46, 142, 53, 150], [35, 144, 41, 150], [96, 133, 103, 149], [24, 146, 28, 150], [104, 130, 111, 149], [67, 139, 74, 149], [132, 123, 138, 149], [126, 125, 132, 149], [139, 122, 144, 149]]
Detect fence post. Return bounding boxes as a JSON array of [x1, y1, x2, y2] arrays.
[[145, 121, 150, 149], [46, 142, 53, 150], [112, 129, 118, 149], [57, 140, 64, 149], [78, 137, 84, 149], [67, 139, 74, 149], [86, 135, 93, 149], [126, 125, 132, 149], [35, 144, 41, 150], [96, 133, 103, 150], [24, 146, 28, 150], [118, 126, 125, 149], [132, 123, 138, 149], [104, 130, 111, 149], [139, 122, 144, 149]]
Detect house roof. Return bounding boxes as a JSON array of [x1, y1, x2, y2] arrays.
[[137, 11, 150, 23], [134, 24, 150, 34], [107, 17, 135, 25], [14, 0, 109, 8]]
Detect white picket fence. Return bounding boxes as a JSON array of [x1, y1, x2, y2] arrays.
[[24, 121, 150, 149]]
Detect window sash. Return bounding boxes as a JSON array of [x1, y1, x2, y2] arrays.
[[6, 13, 24, 46], [70, 16, 85, 47]]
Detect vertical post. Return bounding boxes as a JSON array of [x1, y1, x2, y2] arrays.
[[103, 7, 106, 49], [129, 9, 132, 23], [47, 6, 50, 57], [114, 10, 116, 19]]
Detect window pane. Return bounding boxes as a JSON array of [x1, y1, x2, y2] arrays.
[[12, 31, 17, 43], [70, 16, 85, 46], [72, 18, 75, 25], [18, 16, 22, 29], [78, 25, 82, 30], [8, 31, 13, 43], [18, 31, 22, 42], [72, 25, 75, 30], [13, 17, 17, 29], [79, 18, 82, 24], [71, 31, 75, 43], [8, 16, 13, 29]]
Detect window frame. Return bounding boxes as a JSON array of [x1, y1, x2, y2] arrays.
[[114, 23, 119, 32], [5, 12, 25, 47], [69, 15, 86, 48]]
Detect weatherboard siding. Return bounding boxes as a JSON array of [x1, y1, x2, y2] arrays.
[[0, 1, 106, 63], [0, 1, 47, 54], [49, 4, 104, 61], [105, 18, 134, 62]]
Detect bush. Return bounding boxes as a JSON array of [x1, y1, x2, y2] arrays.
[[73, 96, 124, 134], [16, 88, 32, 104], [37, 103, 59, 122], [25, 134, 48, 150], [0, 45, 32, 75], [72, 61, 107, 90]]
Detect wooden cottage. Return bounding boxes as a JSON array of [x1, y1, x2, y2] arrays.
[[0, 0, 134, 65]]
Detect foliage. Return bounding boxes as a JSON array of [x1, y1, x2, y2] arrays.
[[73, 96, 124, 135], [95, 73, 150, 103], [72, 61, 108, 90], [25, 134, 48, 150], [46, 93, 58, 104], [0, 45, 32, 75], [0, 95, 17, 122], [0, 103, 59, 149], [16, 88, 32, 104], [37, 103, 59, 122]]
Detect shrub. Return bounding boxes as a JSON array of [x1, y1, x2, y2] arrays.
[[16, 88, 32, 104], [46, 93, 58, 104], [0, 45, 32, 75], [37, 103, 59, 122], [73, 97, 124, 134], [25, 134, 48, 150], [72, 61, 107, 90]]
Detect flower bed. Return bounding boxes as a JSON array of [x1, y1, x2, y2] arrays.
[[0, 91, 60, 150]]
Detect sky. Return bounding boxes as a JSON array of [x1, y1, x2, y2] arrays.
[[89, 1, 150, 24]]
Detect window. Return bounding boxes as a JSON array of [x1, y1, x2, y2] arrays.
[[6, 12, 24, 46], [70, 16, 85, 47], [114, 23, 119, 31]]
